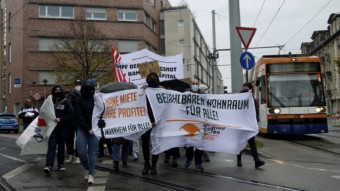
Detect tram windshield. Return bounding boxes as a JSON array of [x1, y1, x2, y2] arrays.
[[267, 74, 325, 107]]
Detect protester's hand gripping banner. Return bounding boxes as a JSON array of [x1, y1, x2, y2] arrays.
[[16, 95, 57, 155], [145, 88, 259, 155], [93, 89, 152, 141], [118, 49, 183, 87]]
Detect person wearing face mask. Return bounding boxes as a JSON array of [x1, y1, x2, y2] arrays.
[[141, 72, 160, 175], [74, 80, 99, 184], [236, 82, 265, 168], [184, 79, 205, 172], [18, 98, 39, 131], [44, 85, 74, 175], [65, 80, 82, 164]]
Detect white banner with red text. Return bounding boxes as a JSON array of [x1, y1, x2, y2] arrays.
[[93, 89, 152, 141]]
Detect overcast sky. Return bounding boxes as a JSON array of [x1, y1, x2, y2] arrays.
[[168, 0, 340, 91]]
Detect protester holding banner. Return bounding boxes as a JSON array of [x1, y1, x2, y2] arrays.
[[74, 80, 99, 184], [141, 72, 160, 175], [237, 83, 265, 168], [199, 84, 211, 163], [43, 85, 74, 175], [18, 98, 39, 131], [184, 79, 205, 172]]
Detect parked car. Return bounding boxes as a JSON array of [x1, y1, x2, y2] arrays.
[[0, 113, 19, 133]]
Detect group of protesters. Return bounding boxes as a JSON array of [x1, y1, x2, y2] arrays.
[[17, 73, 264, 185]]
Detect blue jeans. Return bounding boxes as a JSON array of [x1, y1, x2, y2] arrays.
[[112, 143, 129, 161], [76, 129, 99, 176], [45, 129, 67, 168]]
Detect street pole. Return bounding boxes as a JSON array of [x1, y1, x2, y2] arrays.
[[229, 0, 243, 93], [212, 10, 217, 94]]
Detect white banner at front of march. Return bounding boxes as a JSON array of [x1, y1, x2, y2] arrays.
[[145, 88, 259, 155], [93, 89, 152, 141], [16, 95, 57, 155], [118, 49, 183, 87]]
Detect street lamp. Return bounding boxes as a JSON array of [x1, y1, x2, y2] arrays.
[[42, 79, 48, 99]]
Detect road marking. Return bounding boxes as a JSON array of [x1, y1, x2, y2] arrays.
[[3, 163, 33, 181], [270, 159, 340, 173], [0, 153, 26, 163], [331, 175, 340, 180]]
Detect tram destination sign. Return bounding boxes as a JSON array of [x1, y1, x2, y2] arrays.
[[266, 62, 320, 73]]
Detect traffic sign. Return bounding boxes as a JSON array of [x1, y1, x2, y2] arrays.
[[236, 27, 256, 51], [240, 51, 255, 70], [33, 93, 41, 100]]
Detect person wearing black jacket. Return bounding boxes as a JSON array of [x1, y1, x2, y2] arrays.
[[141, 72, 160, 175], [65, 80, 82, 164], [237, 82, 265, 168], [18, 98, 39, 131], [74, 80, 98, 184], [43, 85, 74, 174]]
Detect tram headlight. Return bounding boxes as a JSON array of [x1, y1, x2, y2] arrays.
[[316, 107, 325, 113], [269, 108, 281, 114]]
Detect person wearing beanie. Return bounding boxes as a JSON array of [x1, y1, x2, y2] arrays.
[[43, 85, 74, 175], [74, 80, 99, 184]]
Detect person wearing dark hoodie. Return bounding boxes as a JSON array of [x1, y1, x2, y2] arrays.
[[74, 80, 98, 184], [43, 85, 74, 175], [141, 72, 160, 175]]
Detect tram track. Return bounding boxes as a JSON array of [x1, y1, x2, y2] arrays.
[[96, 161, 303, 191]]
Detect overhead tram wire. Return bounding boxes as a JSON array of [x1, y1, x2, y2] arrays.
[[252, 0, 266, 27], [255, 0, 287, 47], [283, 0, 332, 46]]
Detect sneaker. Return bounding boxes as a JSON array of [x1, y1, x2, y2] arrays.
[[84, 170, 89, 180], [142, 164, 150, 175], [58, 164, 66, 171], [72, 157, 81, 164], [88, 175, 94, 184], [150, 167, 157, 175], [195, 164, 204, 172], [65, 155, 73, 163], [123, 161, 128, 167], [255, 159, 265, 168], [133, 157, 139, 161], [43, 166, 52, 174], [113, 161, 119, 170], [184, 160, 192, 168], [237, 160, 243, 167], [172, 158, 178, 168]]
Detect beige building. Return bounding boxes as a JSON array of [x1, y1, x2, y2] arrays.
[[161, 6, 223, 93], [0, 0, 171, 114], [301, 13, 340, 125]]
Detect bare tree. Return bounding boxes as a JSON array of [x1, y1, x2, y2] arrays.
[[52, 20, 113, 85]]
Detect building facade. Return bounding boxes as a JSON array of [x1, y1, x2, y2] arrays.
[[0, 0, 171, 114], [301, 13, 340, 125], [161, 6, 223, 94]]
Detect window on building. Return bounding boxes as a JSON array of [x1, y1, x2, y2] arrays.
[[39, 5, 74, 19], [160, 20, 164, 36], [85, 8, 107, 20], [178, 20, 184, 27], [152, 20, 156, 32], [179, 39, 184, 47], [39, 38, 63, 51], [118, 10, 138, 22], [8, 43, 11, 64], [118, 40, 138, 53], [39, 72, 56, 85], [8, 12, 11, 32], [8, 73, 11, 94]]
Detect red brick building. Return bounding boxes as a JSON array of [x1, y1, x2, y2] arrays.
[[1, 0, 171, 114]]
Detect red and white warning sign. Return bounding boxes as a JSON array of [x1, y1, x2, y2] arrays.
[[236, 26, 256, 51]]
